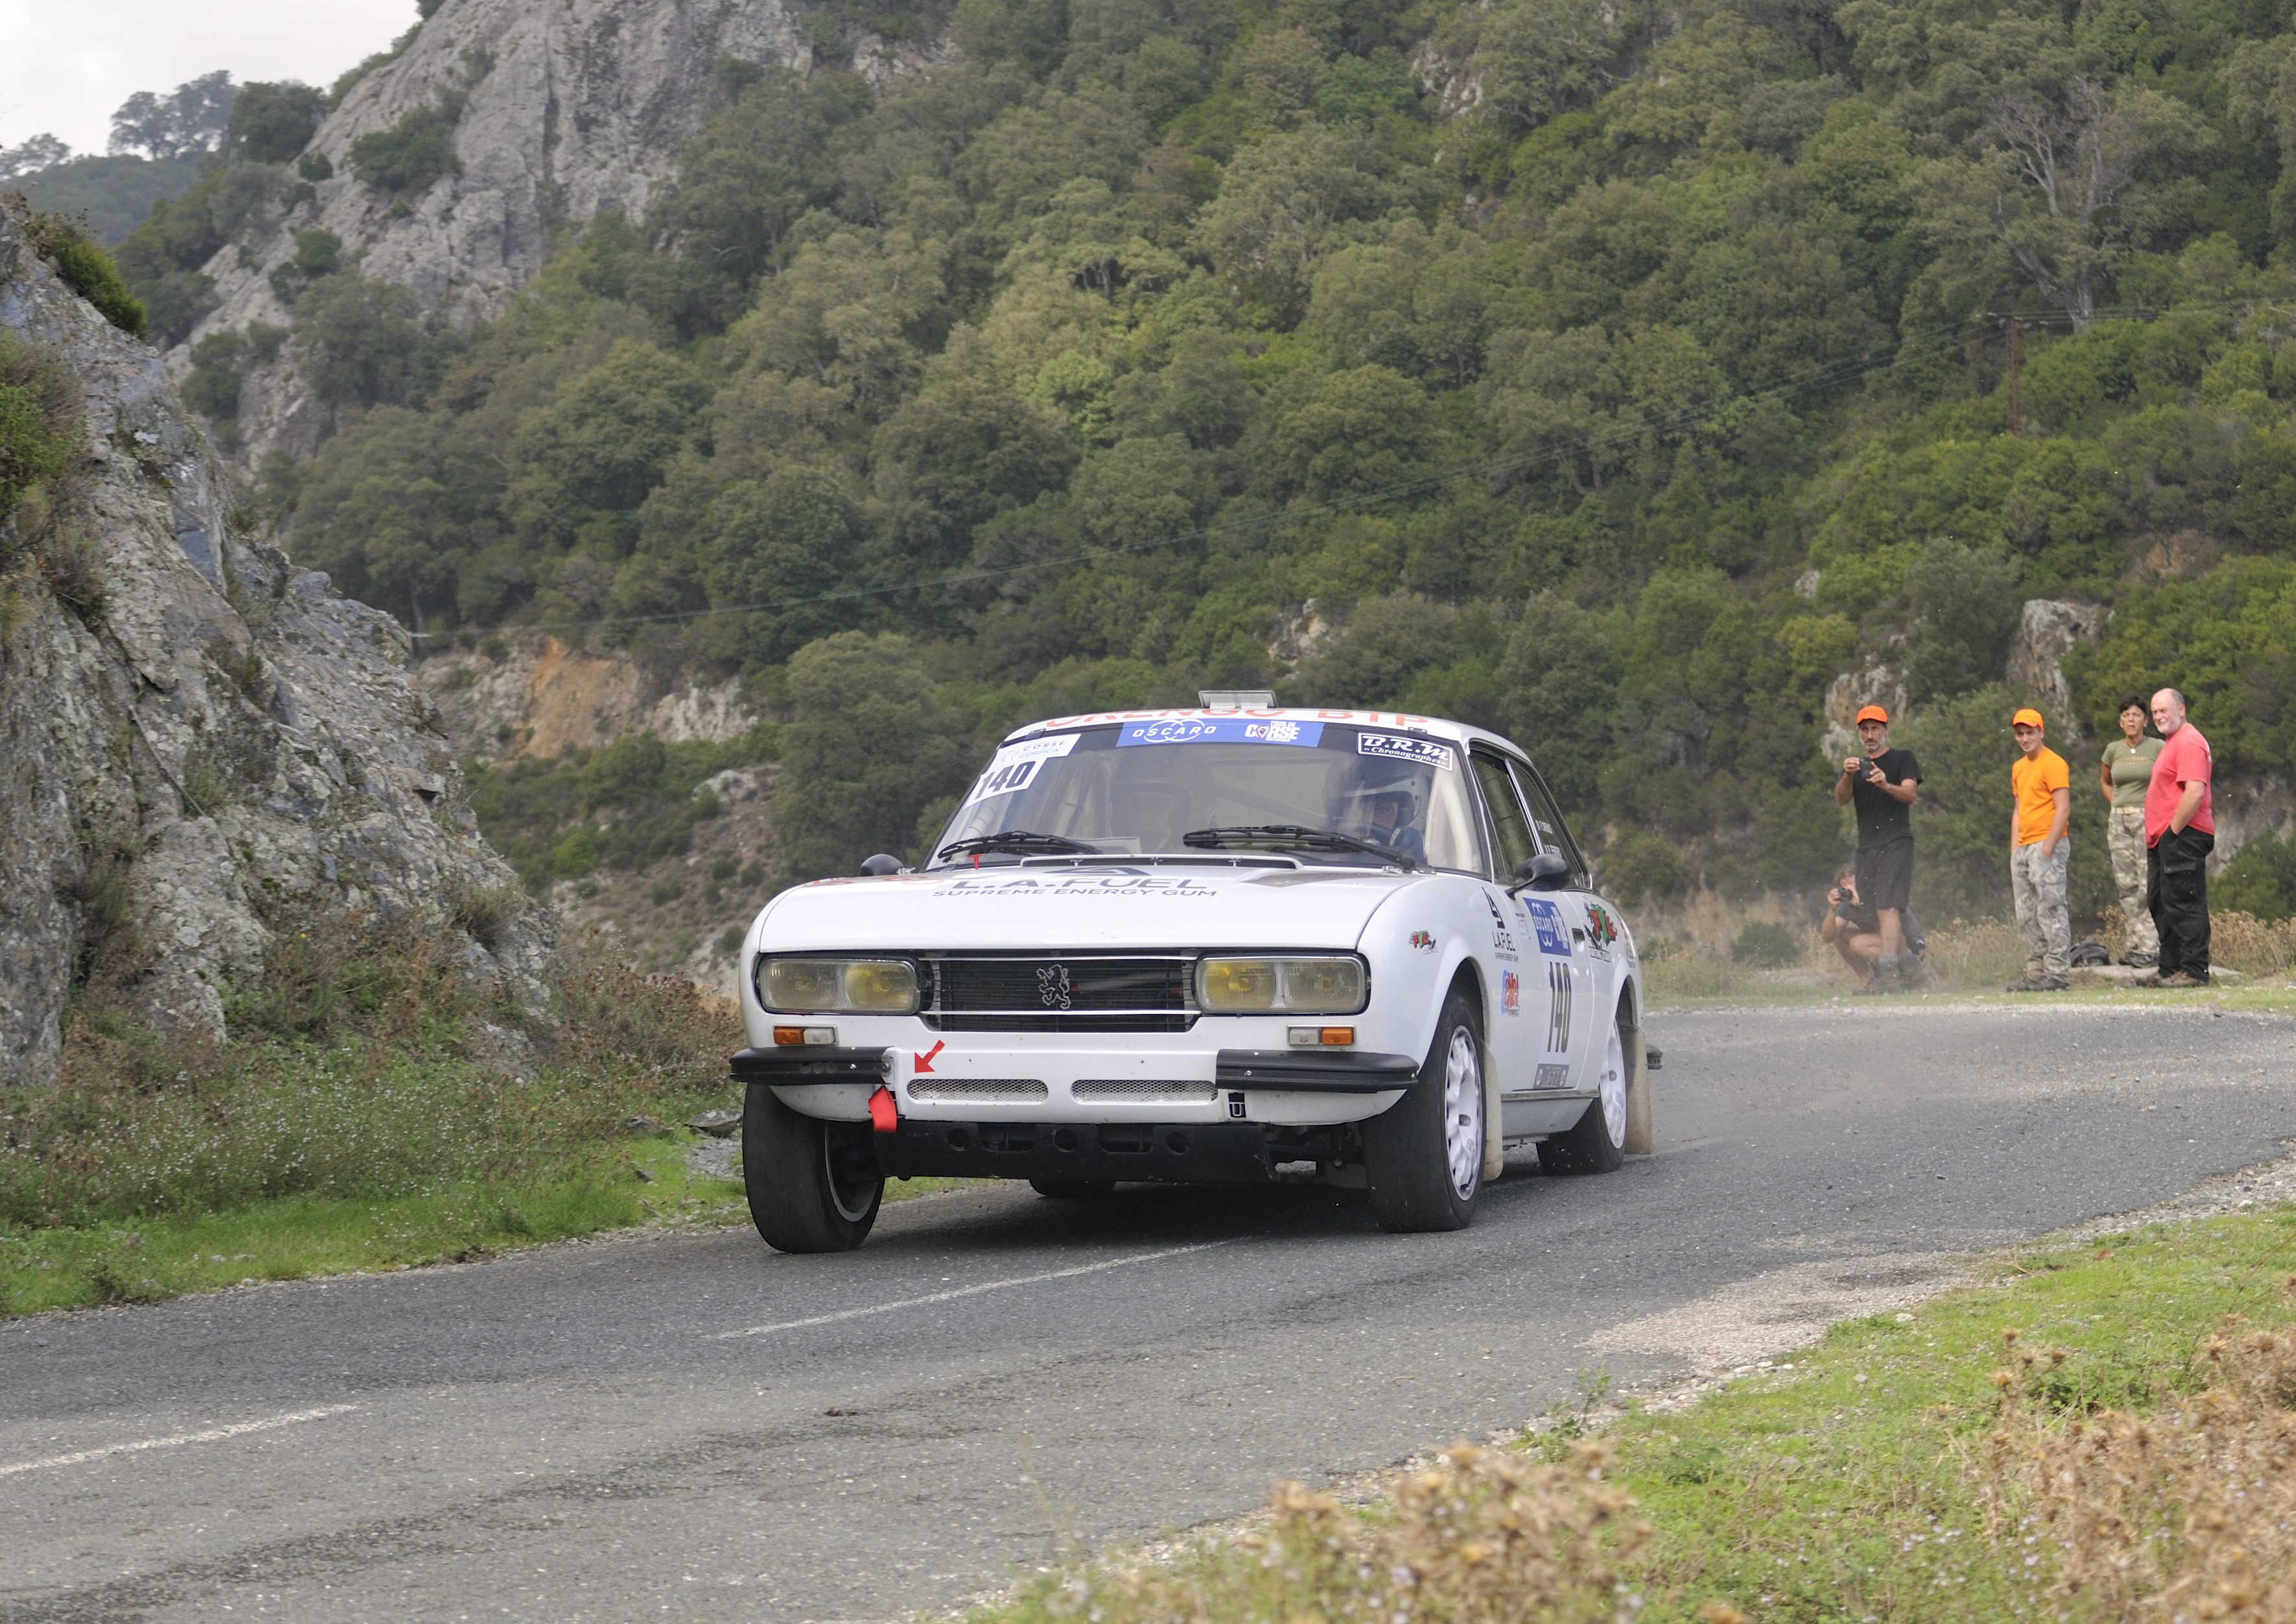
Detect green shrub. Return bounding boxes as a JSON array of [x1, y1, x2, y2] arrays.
[[467, 725, 780, 888], [1729, 920, 1802, 967], [349, 105, 462, 194], [0, 328, 80, 528], [293, 228, 341, 277], [21, 211, 147, 338], [2217, 830, 2296, 921], [182, 330, 247, 419], [224, 82, 328, 166]]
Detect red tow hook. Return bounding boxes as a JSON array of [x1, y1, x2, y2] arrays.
[[868, 1086, 899, 1135]]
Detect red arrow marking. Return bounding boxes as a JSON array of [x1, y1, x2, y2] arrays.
[[912, 1040, 946, 1074]]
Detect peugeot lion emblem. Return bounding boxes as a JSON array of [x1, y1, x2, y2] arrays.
[[1037, 963, 1074, 1009]]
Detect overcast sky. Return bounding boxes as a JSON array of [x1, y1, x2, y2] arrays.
[[1, 1, 421, 156]]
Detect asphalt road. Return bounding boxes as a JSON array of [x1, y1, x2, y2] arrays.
[[5, 1002, 2293, 1624]]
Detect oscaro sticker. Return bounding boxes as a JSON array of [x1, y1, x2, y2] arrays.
[[1501, 970, 1520, 1015], [1116, 718, 1323, 748], [1533, 1063, 1571, 1090], [962, 733, 1081, 805], [1358, 733, 1455, 771], [1524, 898, 1572, 957]]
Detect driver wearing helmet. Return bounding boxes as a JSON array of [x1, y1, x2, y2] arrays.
[[1341, 770, 1428, 864], [1112, 780, 1186, 854]]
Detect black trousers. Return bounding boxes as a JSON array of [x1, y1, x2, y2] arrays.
[[2146, 827, 2213, 978]]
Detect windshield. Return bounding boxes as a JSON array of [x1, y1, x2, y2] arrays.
[[931, 719, 1487, 872]]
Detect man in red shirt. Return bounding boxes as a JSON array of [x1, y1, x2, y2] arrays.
[[2141, 687, 2214, 987]]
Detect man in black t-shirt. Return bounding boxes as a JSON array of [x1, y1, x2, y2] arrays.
[[1833, 704, 1923, 992]]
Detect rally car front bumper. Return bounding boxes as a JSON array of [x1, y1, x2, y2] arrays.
[[728, 1044, 1421, 1134]]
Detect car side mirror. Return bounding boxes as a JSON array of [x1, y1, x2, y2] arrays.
[[1509, 851, 1570, 893], [859, 853, 905, 876]]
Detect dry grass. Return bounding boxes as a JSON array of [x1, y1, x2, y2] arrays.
[[1922, 917, 2027, 989], [1990, 1310, 2296, 1621], [3, 910, 738, 1229], [2210, 912, 2296, 978], [995, 1441, 1653, 1624]]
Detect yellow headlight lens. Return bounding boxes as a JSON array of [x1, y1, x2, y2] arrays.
[[1199, 959, 1280, 1011], [842, 960, 919, 1013], [762, 959, 842, 1011], [758, 958, 918, 1014], [1283, 959, 1363, 1010], [1197, 956, 1365, 1015]]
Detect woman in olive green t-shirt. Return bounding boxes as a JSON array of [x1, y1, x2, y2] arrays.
[[2099, 695, 2164, 966]]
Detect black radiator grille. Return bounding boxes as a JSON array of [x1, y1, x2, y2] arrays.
[[924, 955, 1195, 1033]]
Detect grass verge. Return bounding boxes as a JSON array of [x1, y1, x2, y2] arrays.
[[969, 1200, 2296, 1623], [3, 909, 973, 1319]]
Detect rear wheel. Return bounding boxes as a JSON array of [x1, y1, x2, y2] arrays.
[[1363, 988, 1485, 1233], [1539, 1004, 1629, 1175], [742, 1084, 883, 1252], [1029, 1178, 1116, 1200]]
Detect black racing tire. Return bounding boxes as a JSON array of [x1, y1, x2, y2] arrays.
[[742, 1083, 883, 1253], [1362, 986, 1485, 1233], [1539, 1000, 1630, 1175], [1028, 1178, 1117, 1200]]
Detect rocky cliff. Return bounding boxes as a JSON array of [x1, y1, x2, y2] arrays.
[[1, 210, 548, 1087], [177, 0, 945, 466]]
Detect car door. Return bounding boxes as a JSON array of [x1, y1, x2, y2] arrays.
[[1510, 757, 1611, 1084], [1464, 749, 1539, 1101]]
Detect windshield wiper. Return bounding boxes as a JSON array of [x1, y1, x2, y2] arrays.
[[936, 830, 1104, 861], [1182, 825, 1418, 870]]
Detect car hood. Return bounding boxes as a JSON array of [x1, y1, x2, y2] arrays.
[[757, 863, 1423, 952]]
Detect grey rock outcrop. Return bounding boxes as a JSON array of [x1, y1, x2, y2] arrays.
[[2, 214, 548, 1088], [1820, 662, 1909, 765], [177, 0, 947, 467], [415, 634, 757, 764], [2005, 599, 2109, 735]]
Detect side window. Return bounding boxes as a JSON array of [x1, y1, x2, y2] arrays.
[[1469, 750, 1537, 880], [1510, 758, 1589, 887]]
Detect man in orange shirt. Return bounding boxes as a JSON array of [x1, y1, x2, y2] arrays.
[[2140, 687, 2215, 987], [2007, 707, 2071, 992]]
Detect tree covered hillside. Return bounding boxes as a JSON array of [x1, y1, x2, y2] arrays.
[[234, 0, 2296, 918]]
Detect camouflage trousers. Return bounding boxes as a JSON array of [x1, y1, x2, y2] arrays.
[[2010, 839, 2071, 983], [2108, 806, 2159, 961]]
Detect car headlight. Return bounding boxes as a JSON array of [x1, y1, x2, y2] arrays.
[[756, 957, 920, 1015], [1195, 955, 1367, 1015]]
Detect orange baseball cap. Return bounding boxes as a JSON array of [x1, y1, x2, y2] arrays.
[[2011, 707, 2044, 728], [1854, 705, 1889, 724]]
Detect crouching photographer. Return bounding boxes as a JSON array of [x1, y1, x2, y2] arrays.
[[1821, 864, 1929, 993]]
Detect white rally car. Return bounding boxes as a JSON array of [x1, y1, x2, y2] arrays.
[[731, 703, 1650, 1251]]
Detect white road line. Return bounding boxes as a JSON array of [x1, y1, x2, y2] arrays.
[[0, 1405, 360, 1479], [716, 1242, 1230, 1340]]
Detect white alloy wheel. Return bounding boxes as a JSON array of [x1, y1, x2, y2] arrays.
[[1442, 1026, 1484, 1200], [1598, 1024, 1635, 1148], [1364, 987, 1486, 1230], [1598, 1018, 1628, 1146]]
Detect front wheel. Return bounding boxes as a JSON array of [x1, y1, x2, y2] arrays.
[[1363, 988, 1485, 1233], [1539, 1003, 1630, 1175], [743, 1084, 883, 1252]]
